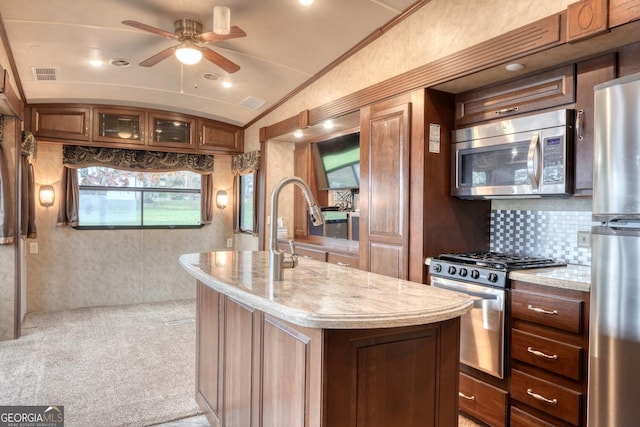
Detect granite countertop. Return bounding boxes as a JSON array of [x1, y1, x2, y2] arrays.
[[508, 264, 591, 292], [179, 251, 473, 329]]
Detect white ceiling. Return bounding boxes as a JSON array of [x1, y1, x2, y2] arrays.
[[0, 0, 418, 127]]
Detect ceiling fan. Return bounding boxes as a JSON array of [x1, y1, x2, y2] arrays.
[[122, 18, 246, 73]]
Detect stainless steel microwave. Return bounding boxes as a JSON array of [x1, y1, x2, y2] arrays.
[[451, 109, 574, 199]]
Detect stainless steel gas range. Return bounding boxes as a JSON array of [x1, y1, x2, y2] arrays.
[[428, 252, 565, 380]]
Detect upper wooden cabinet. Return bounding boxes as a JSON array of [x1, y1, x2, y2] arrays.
[[28, 103, 244, 154], [609, 0, 640, 27], [31, 105, 91, 142], [567, 0, 608, 43], [455, 65, 575, 127], [198, 119, 243, 153], [93, 107, 146, 146], [573, 54, 617, 196], [148, 112, 196, 150]]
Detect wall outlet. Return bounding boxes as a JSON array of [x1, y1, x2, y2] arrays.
[[578, 231, 591, 248], [226, 238, 233, 248], [30, 242, 38, 254]]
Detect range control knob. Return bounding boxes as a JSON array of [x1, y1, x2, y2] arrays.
[[448, 266, 457, 275], [432, 263, 442, 273], [471, 269, 480, 279], [459, 267, 468, 277], [487, 272, 499, 283]]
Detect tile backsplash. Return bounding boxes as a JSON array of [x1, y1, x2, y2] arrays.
[[489, 198, 594, 266]]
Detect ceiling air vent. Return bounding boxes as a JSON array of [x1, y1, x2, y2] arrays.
[[240, 96, 266, 110], [31, 67, 59, 81]]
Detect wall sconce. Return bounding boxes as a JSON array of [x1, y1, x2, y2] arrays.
[[216, 190, 228, 209], [39, 185, 55, 207]]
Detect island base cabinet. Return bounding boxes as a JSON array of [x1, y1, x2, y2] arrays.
[[196, 281, 462, 427]]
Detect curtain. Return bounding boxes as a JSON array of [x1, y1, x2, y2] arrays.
[[231, 151, 260, 234], [57, 145, 215, 226], [231, 150, 260, 176], [21, 131, 37, 238], [0, 143, 13, 244]]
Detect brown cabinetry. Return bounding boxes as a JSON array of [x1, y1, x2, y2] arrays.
[[293, 143, 313, 238], [196, 281, 460, 427], [454, 65, 575, 127], [566, 0, 608, 43], [31, 105, 91, 142], [198, 118, 243, 153], [458, 372, 508, 427], [28, 103, 244, 154], [510, 281, 590, 426], [573, 54, 617, 195], [93, 107, 146, 146]]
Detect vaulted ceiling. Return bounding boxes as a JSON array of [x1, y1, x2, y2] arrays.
[[0, 0, 418, 127]]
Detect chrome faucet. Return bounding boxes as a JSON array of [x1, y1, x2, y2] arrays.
[[269, 176, 324, 282]]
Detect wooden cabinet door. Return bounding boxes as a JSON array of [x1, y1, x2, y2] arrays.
[[148, 112, 196, 150], [31, 105, 91, 141], [198, 119, 243, 153], [196, 282, 222, 421], [574, 54, 616, 195], [93, 107, 146, 146], [360, 98, 410, 279], [619, 41, 640, 77]]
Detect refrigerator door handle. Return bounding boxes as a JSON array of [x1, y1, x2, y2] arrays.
[[527, 132, 541, 190]]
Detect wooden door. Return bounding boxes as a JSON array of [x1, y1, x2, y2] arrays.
[[359, 98, 410, 279]]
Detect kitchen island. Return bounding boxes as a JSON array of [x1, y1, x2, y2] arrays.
[[180, 251, 473, 427]]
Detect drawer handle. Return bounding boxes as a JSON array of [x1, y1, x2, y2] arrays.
[[527, 304, 558, 316], [496, 106, 519, 114], [336, 262, 350, 267], [458, 392, 475, 401], [303, 255, 314, 258], [527, 346, 558, 360], [526, 388, 558, 405]]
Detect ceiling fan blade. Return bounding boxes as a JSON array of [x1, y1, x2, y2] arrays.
[[202, 48, 240, 73], [139, 46, 176, 67], [122, 20, 176, 39], [199, 26, 247, 43]]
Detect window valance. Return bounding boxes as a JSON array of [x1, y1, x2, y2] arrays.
[[231, 151, 260, 175], [62, 145, 215, 174]]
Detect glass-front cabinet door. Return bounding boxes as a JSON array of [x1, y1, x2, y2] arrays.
[[93, 108, 146, 145], [148, 113, 196, 150]]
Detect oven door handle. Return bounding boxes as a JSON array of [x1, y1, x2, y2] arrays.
[[432, 282, 498, 301]]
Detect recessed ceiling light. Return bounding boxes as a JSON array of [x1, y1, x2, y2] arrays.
[[90, 59, 103, 67], [294, 130, 304, 138], [109, 58, 131, 68], [222, 81, 232, 88], [505, 63, 524, 72], [299, 0, 313, 5], [323, 120, 334, 129]]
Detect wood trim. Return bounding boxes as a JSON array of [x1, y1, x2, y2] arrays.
[[264, 13, 564, 139], [0, 10, 27, 108]]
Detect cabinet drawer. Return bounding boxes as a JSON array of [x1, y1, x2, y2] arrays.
[[511, 369, 583, 426], [327, 252, 359, 269], [511, 290, 583, 334], [455, 65, 575, 126], [458, 373, 508, 427], [512, 329, 583, 380], [510, 406, 556, 427], [297, 246, 327, 262]]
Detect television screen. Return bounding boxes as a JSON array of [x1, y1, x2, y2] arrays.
[[312, 132, 360, 190]]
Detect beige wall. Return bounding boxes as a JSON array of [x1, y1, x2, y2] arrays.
[[26, 144, 235, 313]]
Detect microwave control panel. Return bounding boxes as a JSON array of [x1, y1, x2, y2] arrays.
[[542, 136, 565, 184]]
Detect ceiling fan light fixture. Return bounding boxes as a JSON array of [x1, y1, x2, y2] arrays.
[[175, 43, 203, 65], [213, 5, 231, 35]]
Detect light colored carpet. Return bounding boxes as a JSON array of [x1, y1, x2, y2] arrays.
[[0, 300, 200, 427]]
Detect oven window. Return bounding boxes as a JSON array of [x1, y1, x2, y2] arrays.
[[460, 141, 531, 188]]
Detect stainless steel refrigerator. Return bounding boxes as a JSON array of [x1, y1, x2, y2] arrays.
[[589, 71, 640, 426]]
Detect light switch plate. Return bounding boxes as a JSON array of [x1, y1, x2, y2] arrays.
[[578, 231, 591, 248]]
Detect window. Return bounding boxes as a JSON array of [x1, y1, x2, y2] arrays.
[[237, 172, 255, 233], [77, 167, 202, 228]]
